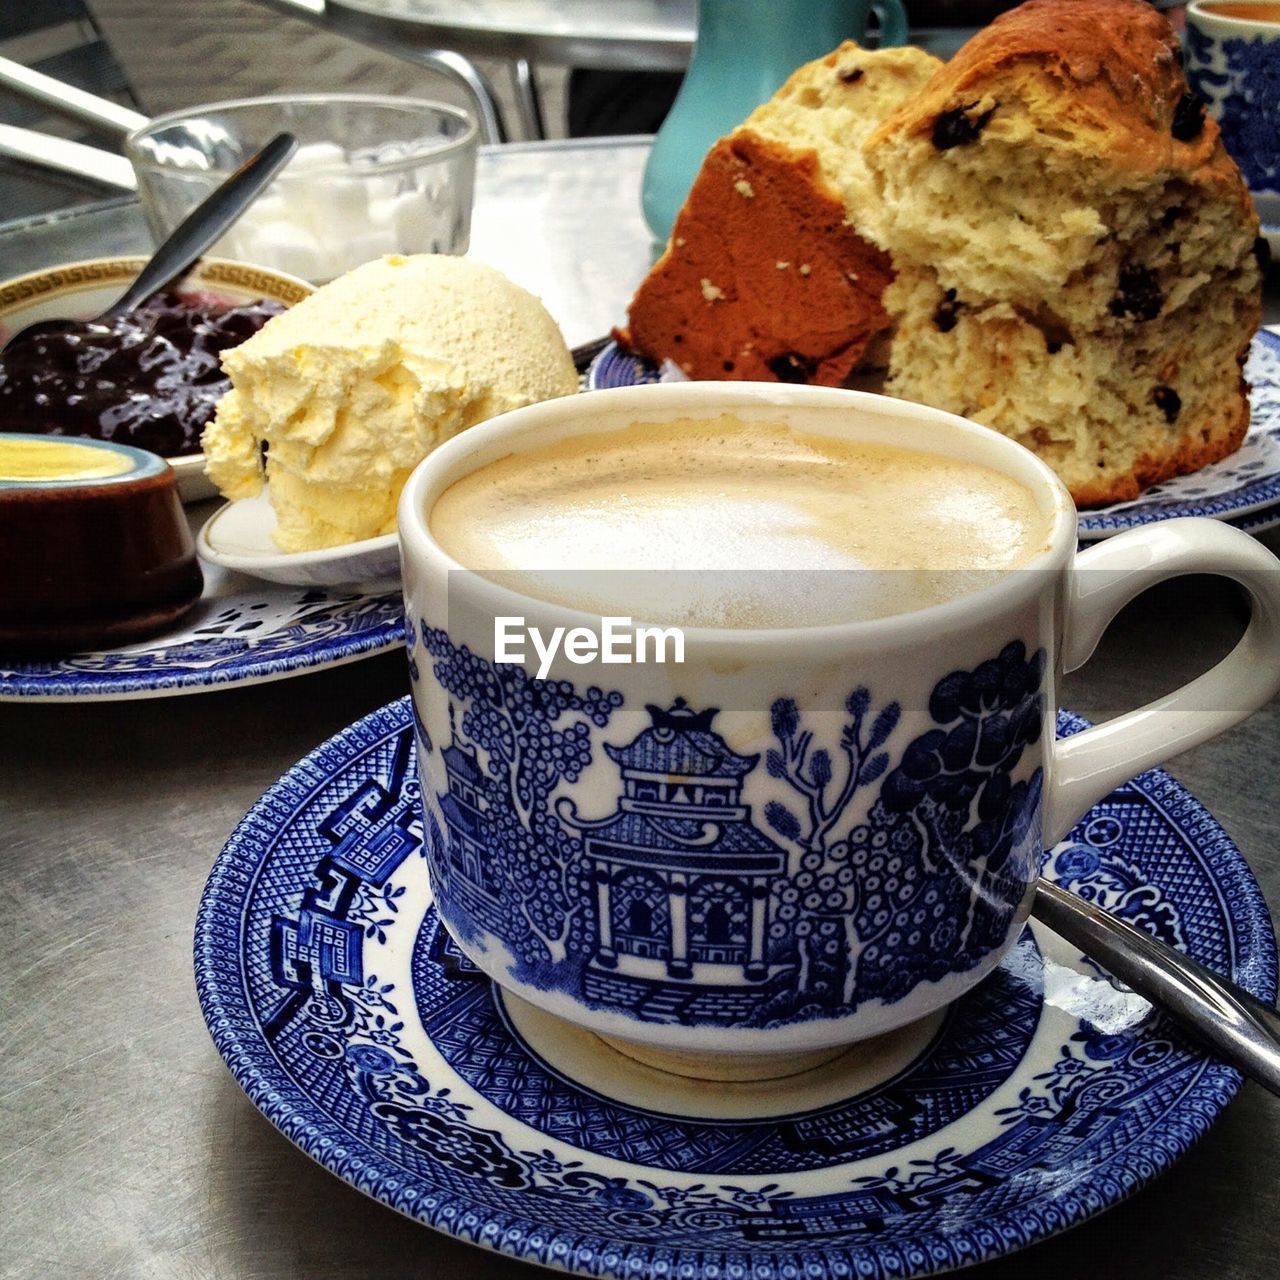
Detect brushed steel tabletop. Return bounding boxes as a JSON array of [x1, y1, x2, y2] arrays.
[[1, 139, 1278, 1280]]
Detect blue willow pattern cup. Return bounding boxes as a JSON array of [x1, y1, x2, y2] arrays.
[[398, 383, 1280, 1073], [1187, 1, 1280, 201]]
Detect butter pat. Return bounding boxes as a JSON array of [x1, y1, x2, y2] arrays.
[[202, 254, 578, 551]]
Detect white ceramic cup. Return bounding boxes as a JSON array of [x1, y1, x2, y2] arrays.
[[1187, 0, 1280, 222], [398, 383, 1280, 1074]]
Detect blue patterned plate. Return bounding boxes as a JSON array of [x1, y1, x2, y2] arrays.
[[589, 330, 1280, 542], [0, 582, 403, 701], [195, 699, 1276, 1280]]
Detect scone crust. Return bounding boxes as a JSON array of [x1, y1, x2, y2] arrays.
[[620, 40, 940, 385], [620, 130, 894, 385], [1068, 371, 1252, 506], [874, 0, 1213, 171], [867, 0, 1260, 508]]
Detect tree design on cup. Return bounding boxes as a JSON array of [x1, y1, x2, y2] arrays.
[[421, 625, 623, 986], [763, 690, 900, 1007], [417, 618, 1045, 1028], [759, 642, 1045, 1022]]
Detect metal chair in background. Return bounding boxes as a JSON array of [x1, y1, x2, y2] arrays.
[[254, 0, 511, 143], [0, 0, 143, 220]]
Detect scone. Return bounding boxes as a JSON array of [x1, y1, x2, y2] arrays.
[[863, 0, 1262, 505], [618, 42, 942, 386]]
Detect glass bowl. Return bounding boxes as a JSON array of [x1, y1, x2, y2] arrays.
[[125, 95, 478, 283]]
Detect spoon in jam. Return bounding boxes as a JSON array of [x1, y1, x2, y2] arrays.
[[1, 131, 298, 354]]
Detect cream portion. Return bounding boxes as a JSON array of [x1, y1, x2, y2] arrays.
[[429, 416, 1052, 628], [0, 437, 133, 482], [202, 254, 578, 552]]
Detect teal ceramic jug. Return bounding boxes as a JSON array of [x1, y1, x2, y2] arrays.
[[641, 0, 910, 244]]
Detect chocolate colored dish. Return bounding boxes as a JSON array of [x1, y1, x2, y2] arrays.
[[0, 291, 283, 458], [0, 434, 203, 657]]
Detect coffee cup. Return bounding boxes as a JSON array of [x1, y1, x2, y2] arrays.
[[1186, 1, 1280, 227], [398, 383, 1280, 1078]]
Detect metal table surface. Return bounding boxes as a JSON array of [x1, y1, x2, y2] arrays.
[[2, 138, 1279, 1280]]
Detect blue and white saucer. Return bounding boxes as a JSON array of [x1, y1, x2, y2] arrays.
[[0, 582, 403, 701], [588, 329, 1280, 542], [195, 699, 1276, 1280]]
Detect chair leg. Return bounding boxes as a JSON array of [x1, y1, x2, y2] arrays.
[[509, 58, 545, 141], [237, 1, 509, 143], [403, 47, 507, 145]]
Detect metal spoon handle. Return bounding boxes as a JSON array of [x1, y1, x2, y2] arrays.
[[105, 131, 299, 319], [1033, 879, 1280, 1096], [0, 54, 148, 138], [0, 123, 137, 191]]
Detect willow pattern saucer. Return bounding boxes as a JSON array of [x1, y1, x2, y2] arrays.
[[194, 699, 1275, 1280], [0, 580, 402, 701], [587, 329, 1280, 541]]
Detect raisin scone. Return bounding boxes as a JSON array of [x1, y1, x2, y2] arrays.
[[617, 42, 941, 386], [863, 0, 1262, 506]]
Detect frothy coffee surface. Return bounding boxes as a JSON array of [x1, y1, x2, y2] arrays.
[[429, 416, 1052, 627]]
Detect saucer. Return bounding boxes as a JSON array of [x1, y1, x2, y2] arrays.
[[195, 699, 1276, 1280], [587, 329, 1280, 541], [198, 490, 400, 589], [0, 580, 402, 701]]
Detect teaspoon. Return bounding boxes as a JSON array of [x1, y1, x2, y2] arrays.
[[2, 131, 298, 354], [1033, 879, 1280, 1096]]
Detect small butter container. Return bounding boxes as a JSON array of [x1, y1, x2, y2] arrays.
[[0, 434, 203, 656]]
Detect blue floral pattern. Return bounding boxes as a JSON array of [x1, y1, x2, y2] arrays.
[[1187, 24, 1280, 194], [1, 588, 404, 699], [194, 699, 1277, 1280], [415, 621, 1044, 1028]]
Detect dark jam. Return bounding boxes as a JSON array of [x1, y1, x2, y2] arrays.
[[0, 291, 283, 457]]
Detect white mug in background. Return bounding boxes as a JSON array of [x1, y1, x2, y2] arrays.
[[398, 384, 1280, 1078]]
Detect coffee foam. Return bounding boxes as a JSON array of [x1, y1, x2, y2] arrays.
[[429, 416, 1052, 628]]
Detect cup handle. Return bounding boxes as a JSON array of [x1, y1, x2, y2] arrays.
[[870, 0, 909, 48], [1045, 518, 1280, 845]]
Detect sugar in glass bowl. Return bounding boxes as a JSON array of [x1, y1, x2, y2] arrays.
[[125, 95, 478, 283]]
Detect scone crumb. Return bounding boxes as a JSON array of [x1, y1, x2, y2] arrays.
[[799, 263, 812, 276], [776, 261, 790, 270], [733, 179, 756, 198], [700, 278, 726, 302], [675, 237, 686, 248]]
